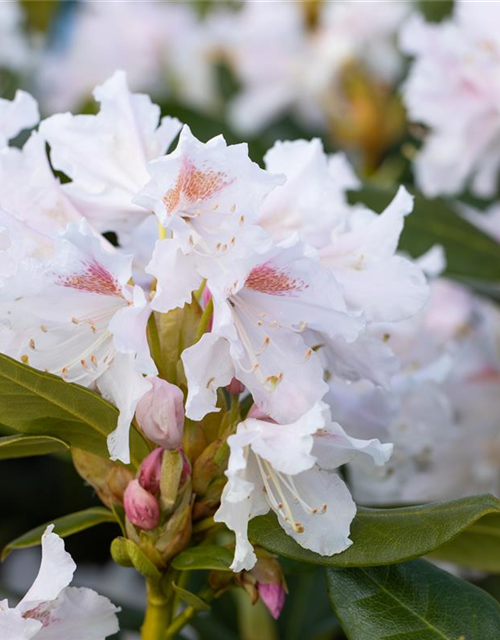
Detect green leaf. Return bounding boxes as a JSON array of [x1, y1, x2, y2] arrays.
[[0, 434, 69, 459], [349, 186, 500, 298], [430, 512, 500, 573], [172, 583, 211, 611], [115, 537, 162, 582], [248, 494, 500, 567], [0, 353, 149, 466], [171, 545, 234, 571], [326, 559, 500, 639], [2, 507, 117, 559]]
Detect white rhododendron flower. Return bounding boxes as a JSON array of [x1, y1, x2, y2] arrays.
[[0, 526, 119, 640], [141, 126, 283, 311], [40, 71, 181, 240], [182, 237, 361, 423], [0, 220, 155, 463], [214, 402, 392, 571], [401, 2, 500, 197], [259, 138, 427, 388]]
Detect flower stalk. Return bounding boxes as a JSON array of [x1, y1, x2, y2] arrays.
[[141, 579, 172, 640]]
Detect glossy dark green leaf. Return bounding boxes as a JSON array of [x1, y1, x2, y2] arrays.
[[171, 545, 234, 571], [430, 512, 500, 573], [0, 434, 69, 459], [2, 507, 117, 559], [248, 494, 500, 567], [0, 353, 149, 466], [326, 559, 500, 639], [349, 186, 500, 298]]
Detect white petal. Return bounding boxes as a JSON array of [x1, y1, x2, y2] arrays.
[[18, 526, 76, 613], [247, 403, 329, 476], [313, 421, 393, 470], [274, 469, 356, 557], [109, 285, 156, 375], [33, 587, 119, 640], [98, 353, 152, 463], [0, 608, 41, 640], [0, 91, 39, 148], [146, 240, 203, 313], [334, 255, 428, 323], [182, 333, 234, 421], [40, 71, 181, 238], [214, 452, 269, 572]]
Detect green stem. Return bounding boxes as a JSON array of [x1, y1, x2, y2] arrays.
[[165, 588, 215, 639], [141, 580, 171, 640], [195, 298, 213, 343], [147, 313, 166, 379]]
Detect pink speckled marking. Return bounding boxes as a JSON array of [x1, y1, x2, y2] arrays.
[[23, 604, 57, 627], [163, 155, 233, 215], [245, 262, 309, 297], [58, 260, 122, 297]]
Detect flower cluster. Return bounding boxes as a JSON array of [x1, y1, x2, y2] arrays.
[[0, 71, 430, 577]]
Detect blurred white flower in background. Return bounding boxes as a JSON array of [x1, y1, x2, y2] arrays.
[[402, 1, 500, 198], [35, 1, 219, 115], [0, 2, 33, 75], [217, 0, 408, 135], [344, 278, 500, 504]]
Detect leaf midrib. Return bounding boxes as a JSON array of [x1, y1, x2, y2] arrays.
[[355, 568, 451, 640], [0, 358, 116, 438]]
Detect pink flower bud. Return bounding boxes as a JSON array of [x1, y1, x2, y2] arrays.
[[124, 479, 160, 530], [227, 378, 245, 396], [258, 582, 286, 620], [136, 377, 184, 449], [138, 447, 164, 495]]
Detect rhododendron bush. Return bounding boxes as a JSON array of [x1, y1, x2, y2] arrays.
[[1, 2, 500, 640]]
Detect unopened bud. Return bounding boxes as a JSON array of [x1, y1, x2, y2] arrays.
[[227, 378, 245, 395], [136, 377, 184, 449], [124, 479, 160, 531], [138, 447, 164, 495], [258, 582, 286, 620]]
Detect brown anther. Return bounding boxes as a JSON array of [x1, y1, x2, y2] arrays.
[[21, 354, 29, 364], [321, 503, 327, 513], [71, 317, 79, 325], [61, 366, 68, 376], [239, 215, 245, 225], [206, 376, 215, 389], [304, 348, 313, 361], [40, 324, 48, 333], [295, 522, 305, 533], [29, 339, 35, 350], [91, 355, 98, 367]]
